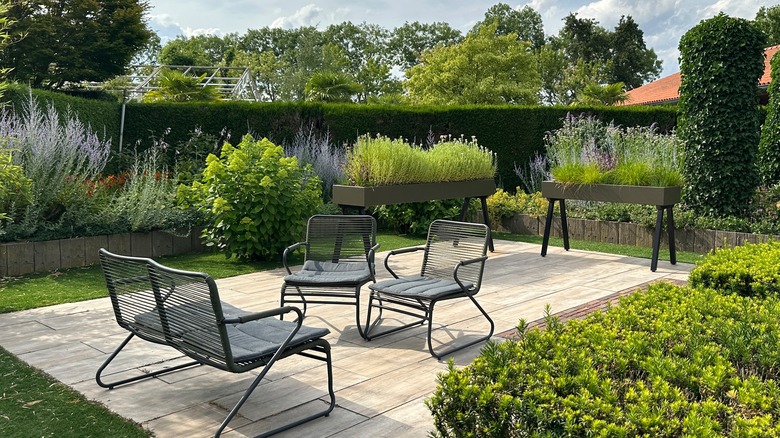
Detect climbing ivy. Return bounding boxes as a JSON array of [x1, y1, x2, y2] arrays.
[[678, 13, 765, 216], [759, 51, 780, 186]]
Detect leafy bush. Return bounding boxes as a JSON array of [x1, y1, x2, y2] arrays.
[[545, 113, 683, 187], [428, 283, 780, 437], [373, 199, 463, 236], [486, 188, 548, 226], [760, 51, 780, 186], [343, 134, 495, 186], [678, 14, 765, 217], [0, 149, 30, 223], [181, 134, 322, 260], [689, 241, 780, 297]]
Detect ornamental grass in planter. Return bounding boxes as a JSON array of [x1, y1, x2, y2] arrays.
[[545, 113, 684, 188]]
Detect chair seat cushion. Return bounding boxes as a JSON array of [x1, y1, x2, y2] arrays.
[[224, 318, 330, 362], [369, 276, 473, 300], [284, 260, 372, 286]]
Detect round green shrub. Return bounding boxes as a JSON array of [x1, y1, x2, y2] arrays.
[[428, 283, 780, 437], [181, 134, 322, 261], [689, 241, 780, 297]]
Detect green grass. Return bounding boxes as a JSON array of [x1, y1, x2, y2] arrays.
[[493, 231, 704, 265]]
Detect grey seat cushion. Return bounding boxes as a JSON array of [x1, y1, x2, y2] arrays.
[[369, 276, 474, 300], [284, 260, 372, 286], [222, 318, 330, 362]]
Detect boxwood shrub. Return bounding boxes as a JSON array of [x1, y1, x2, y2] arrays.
[[428, 283, 780, 437], [689, 241, 780, 297]]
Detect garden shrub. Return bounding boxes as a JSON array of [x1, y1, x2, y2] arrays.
[[373, 199, 463, 236], [283, 123, 344, 202], [759, 51, 780, 186], [181, 134, 322, 261], [0, 149, 30, 223], [428, 283, 780, 437], [486, 188, 548, 227], [678, 14, 765, 217], [689, 241, 780, 297]]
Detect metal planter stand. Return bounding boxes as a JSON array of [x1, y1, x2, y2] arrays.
[[540, 181, 682, 271]]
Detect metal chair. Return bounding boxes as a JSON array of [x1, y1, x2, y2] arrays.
[[97, 249, 335, 438], [281, 215, 378, 339], [363, 219, 494, 359]]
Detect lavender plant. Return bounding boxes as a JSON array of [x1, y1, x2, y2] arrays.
[[283, 123, 344, 201], [544, 114, 683, 187]]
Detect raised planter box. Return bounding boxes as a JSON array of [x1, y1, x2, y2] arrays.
[[0, 227, 207, 277], [541, 181, 681, 206], [540, 181, 682, 271], [332, 179, 497, 207]]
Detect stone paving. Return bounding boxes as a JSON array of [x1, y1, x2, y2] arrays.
[[0, 240, 692, 437]]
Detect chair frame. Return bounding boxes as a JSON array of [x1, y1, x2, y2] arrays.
[[280, 215, 379, 339], [363, 220, 495, 359], [97, 249, 335, 438]]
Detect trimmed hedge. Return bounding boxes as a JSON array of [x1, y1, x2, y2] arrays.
[[428, 283, 780, 437], [689, 241, 780, 297], [124, 102, 678, 191]]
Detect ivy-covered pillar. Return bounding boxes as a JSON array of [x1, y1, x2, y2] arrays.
[[678, 13, 765, 217]]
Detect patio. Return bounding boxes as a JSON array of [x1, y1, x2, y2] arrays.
[[0, 239, 691, 437]]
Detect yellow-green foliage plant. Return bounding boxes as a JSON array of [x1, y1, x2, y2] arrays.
[[180, 134, 322, 261], [689, 240, 780, 297], [486, 188, 548, 226], [343, 134, 496, 186]]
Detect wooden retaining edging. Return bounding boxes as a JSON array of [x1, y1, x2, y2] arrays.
[[0, 228, 207, 277], [500, 214, 778, 254]]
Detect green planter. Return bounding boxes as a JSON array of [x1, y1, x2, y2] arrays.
[[541, 181, 681, 205], [332, 179, 496, 208]]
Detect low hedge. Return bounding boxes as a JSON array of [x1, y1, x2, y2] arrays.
[[428, 283, 780, 437], [689, 241, 780, 297]]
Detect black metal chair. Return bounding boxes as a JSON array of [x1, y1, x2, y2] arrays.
[[281, 215, 378, 339], [363, 219, 494, 359], [97, 249, 335, 438]]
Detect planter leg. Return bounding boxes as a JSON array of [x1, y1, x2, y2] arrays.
[[541, 198, 556, 257], [459, 197, 471, 221], [666, 206, 676, 265], [651, 206, 664, 272], [560, 199, 570, 251], [480, 196, 494, 252]]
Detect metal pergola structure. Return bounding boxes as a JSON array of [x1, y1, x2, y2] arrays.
[[116, 65, 259, 101]]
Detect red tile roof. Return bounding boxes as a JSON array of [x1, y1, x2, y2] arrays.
[[623, 44, 780, 105]]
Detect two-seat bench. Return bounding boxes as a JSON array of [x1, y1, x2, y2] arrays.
[[97, 248, 335, 438]]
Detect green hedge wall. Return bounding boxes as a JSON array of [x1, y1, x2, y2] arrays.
[[123, 102, 678, 190], [3, 84, 121, 147]]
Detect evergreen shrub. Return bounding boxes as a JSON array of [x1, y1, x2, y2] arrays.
[[759, 51, 780, 186], [180, 134, 322, 261], [428, 283, 780, 437], [689, 241, 780, 297]]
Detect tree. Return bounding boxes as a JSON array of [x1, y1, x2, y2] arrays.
[[3, 0, 153, 88], [610, 16, 662, 89], [405, 24, 540, 105], [754, 5, 780, 46], [678, 13, 765, 217], [470, 3, 545, 49], [575, 82, 628, 106], [158, 34, 239, 66], [388, 21, 463, 71], [305, 71, 362, 102]]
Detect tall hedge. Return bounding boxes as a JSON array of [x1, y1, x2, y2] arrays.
[[123, 102, 677, 191], [678, 14, 766, 217], [759, 51, 780, 186]]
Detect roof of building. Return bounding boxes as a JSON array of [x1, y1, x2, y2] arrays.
[[623, 44, 780, 105]]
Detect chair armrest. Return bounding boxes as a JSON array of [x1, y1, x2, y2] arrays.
[[282, 242, 308, 274], [384, 246, 425, 279], [367, 243, 380, 277], [222, 306, 303, 325], [453, 255, 488, 292]]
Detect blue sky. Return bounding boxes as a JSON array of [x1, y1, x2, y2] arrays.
[[146, 0, 775, 79]]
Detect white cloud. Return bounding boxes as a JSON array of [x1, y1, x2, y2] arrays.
[[181, 27, 221, 38], [270, 4, 325, 29]]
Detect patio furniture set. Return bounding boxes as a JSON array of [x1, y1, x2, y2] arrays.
[[96, 215, 494, 437]]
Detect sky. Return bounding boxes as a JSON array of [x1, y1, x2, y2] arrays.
[[146, 0, 776, 79]]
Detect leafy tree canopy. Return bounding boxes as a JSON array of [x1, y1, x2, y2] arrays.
[[3, 0, 153, 88], [754, 5, 780, 46], [470, 3, 545, 49], [406, 23, 540, 105]]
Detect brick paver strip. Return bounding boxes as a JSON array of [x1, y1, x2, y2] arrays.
[[495, 279, 688, 339]]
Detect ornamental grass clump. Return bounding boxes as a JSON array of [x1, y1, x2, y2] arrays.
[[546, 113, 683, 187], [343, 134, 496, 186]]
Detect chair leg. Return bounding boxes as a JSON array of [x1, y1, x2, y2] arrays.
[[214, 341, 336, 438], [96, 333, 201, 389], [427, 295, 495, 360], [363, 293, 428, 341], [280, 284, 308, 321]]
